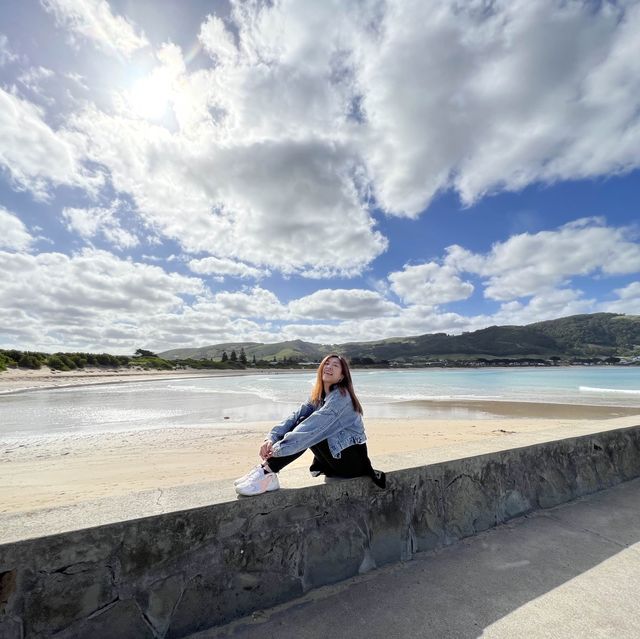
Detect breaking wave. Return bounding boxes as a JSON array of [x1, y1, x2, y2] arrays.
[[579, 386, 640, 395]]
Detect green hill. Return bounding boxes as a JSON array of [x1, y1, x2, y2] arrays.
[[160, 339, 328, 362], [158, 313, 640, 363], [530, 313, 640, 355]]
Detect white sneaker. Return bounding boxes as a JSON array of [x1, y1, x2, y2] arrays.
[[234, 465, 264, 486], [235, 470, 280, 496]]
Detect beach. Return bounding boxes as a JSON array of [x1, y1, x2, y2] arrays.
[[5, 415, 639, 516], [1, 367, 639, 517]]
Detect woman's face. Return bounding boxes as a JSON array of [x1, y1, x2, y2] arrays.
[[321, 357, 343, 386]]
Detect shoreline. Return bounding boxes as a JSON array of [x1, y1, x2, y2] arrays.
[[0, 366, 310, 395], [400, 399, 640, 419], [1, 367, 637, 416]]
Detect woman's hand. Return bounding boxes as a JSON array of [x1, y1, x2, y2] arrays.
[[259, 440, 273, 460]]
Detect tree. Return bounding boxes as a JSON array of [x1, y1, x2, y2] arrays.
[[240, 347, 247, 364], [252, 354, 256, 365], [230, 349, 237, 362], [221, 351, 228, 362], [134, 349, 157, 358]]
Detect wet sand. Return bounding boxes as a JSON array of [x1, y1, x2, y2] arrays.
[[401, 399, 640, 419], [0, 366, 308, 395]]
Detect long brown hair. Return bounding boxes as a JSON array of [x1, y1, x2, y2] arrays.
[[310, 353, 363, 414]]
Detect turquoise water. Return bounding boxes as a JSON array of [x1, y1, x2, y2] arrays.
[[0, 367, 638, 438]]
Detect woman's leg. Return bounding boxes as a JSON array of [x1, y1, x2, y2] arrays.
[[235, 448, 308, 496], [308, 440, 385, 487], [309, 440, 372, 478], [265, 449, 306, 473]]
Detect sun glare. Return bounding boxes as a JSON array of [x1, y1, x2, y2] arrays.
[[129, 70, 173, 121]]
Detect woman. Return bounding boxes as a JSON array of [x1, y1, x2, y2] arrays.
[[235, 354, 386, 496]]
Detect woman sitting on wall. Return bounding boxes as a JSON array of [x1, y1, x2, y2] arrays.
[[235, 354, 386, 496]]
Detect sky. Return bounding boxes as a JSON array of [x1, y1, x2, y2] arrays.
[[0, 0, 639, 355]]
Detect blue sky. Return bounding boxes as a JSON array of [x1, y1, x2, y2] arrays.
[[0, 0, 639, 354]]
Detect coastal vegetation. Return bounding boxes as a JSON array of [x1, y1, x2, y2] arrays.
[[0, 349, 297, 373], [1, 313, 638, 373]]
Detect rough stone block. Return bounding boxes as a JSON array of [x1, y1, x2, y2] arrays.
[[0, 616, 22, 639], [302, 519, 368, 587], [0, 570, 17, 617], [501, 489, 532, 519], [23, 565, 116, 637], [52, 599, 154, 639], [138, 574, 184, 637]]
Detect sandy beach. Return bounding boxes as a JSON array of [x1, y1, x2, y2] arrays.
[[2, 415, 632, 516], [1, 367, 639, 517]]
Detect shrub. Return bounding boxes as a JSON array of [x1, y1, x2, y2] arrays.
[[18, 353, 42, 369], [47, 355, 70, 371], [130, 357, 174, 370]]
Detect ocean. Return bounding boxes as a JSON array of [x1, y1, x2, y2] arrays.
[[1, 367, 639, 439]]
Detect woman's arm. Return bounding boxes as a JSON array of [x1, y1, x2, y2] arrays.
[[269, 391, 351, 458], [266, 400, 315, 443]]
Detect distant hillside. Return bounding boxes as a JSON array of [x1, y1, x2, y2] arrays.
[[530, 313, 640, 355], [160, 339, 328, 362], [159, 313, 640, 362]]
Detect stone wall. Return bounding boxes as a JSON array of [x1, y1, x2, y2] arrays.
[[2, 424, 640, 639]]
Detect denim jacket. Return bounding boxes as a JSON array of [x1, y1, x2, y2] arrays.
[[267, 387, 367, 459]]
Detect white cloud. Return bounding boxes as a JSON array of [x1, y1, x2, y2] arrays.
[[388, 262, 474, 305], [354, 0, 640, 215], [280, 286, 597, 345], [0, 243, 632, 352], [199, 15, 238, 67], [288, 288, 400, 320], [41, 0, 148, 58], [614, 281, 640, 300], [11, 0, 640, 241], [65, 72, 89, 91], [209, 287, 288, 320], [5, 2, 640, 352], [0, 33, 18, 66], [18, 66, 55, 95], [196, 1, 360, 143], [601, 281, 640, 314], [0, 248, 202, 313], [71, 104, 387, 277], [280, 305, 475, 344], [43, 1, 640, 280], [489, 288, 595, 327], [0, 206, 34, 251], [188, 257, 268, 279], [62, 201, 139, 249], [447, 218, 640, 301], [0, 87, 101, 199], [0, 248, 204, 351]]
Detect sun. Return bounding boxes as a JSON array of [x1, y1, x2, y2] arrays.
[[129, 69, 173, 121]]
